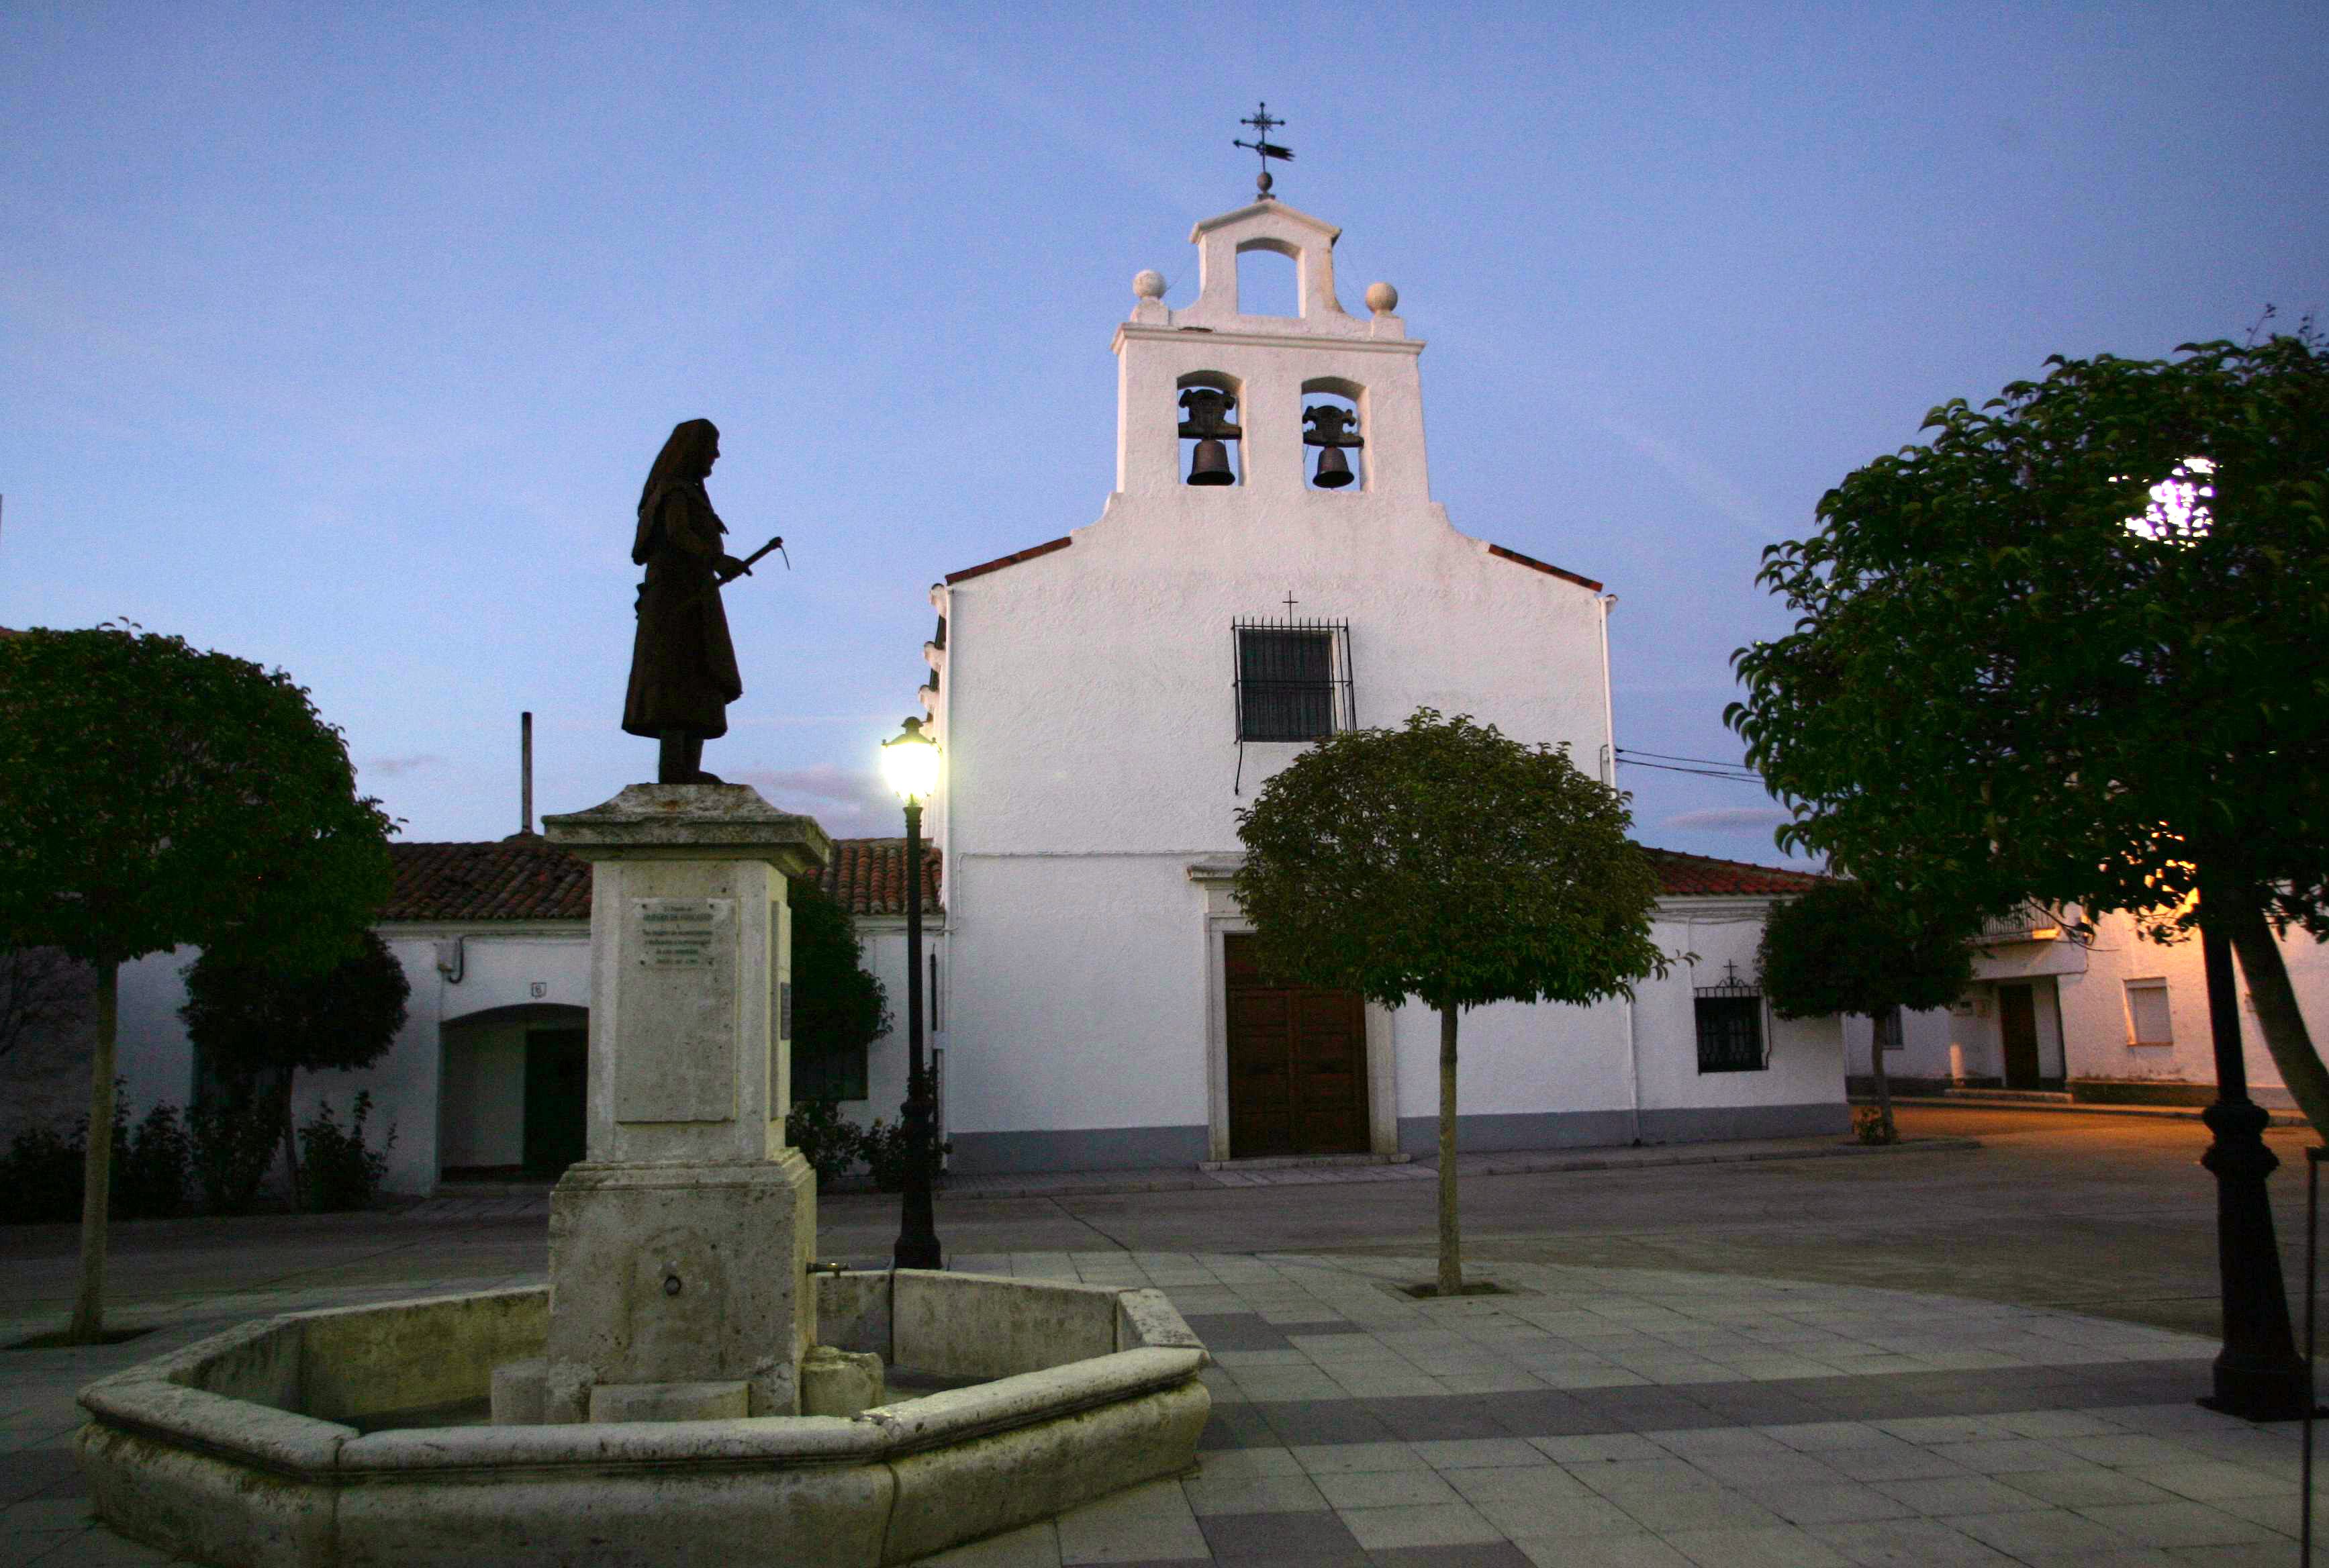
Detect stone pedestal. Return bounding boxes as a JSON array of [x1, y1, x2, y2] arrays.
[[521, 784, 832, 1420]]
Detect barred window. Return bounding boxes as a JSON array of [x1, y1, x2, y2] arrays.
[[1694, 963, 1767, 1073], [1234, 619, 1352, 742]]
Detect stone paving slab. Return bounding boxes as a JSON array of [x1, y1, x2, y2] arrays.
[[0, 1248, 2314, 1567], [394, 1135, 1983, 1218]]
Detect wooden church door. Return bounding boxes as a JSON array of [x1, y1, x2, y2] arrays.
[[1224, 933, 1369, 1158]]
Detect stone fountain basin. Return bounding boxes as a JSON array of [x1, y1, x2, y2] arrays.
[[77, 1270, 1210, 1568]]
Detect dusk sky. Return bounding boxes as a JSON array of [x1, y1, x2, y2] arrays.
[[5, 4, 2322, 854]]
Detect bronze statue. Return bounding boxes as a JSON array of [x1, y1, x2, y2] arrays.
[[623, 419, 752, 783]]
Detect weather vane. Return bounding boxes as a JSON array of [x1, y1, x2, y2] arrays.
[[1233, 102, 1293, 201]]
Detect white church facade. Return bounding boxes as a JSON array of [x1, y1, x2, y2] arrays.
[[1, 196, 1856, 1197], [916, 196, 1848, 1173]]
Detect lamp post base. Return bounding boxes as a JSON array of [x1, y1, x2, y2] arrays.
[[2200, 1097, 2311, 1422]]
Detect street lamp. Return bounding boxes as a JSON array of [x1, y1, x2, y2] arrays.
[[879, 716, 943, 1271], [2128, 459, 2308, 1420]]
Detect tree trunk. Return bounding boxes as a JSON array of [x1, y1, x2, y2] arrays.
[[281, 1071, 301, 1210], [66, 962, 119, 1344], [1437, 1004, 1462, 1297], [2221, 895, 2329, 1138], [1870, 1008, 1897, 1141]]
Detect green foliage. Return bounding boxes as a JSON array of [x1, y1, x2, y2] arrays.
[[786, 879, 889, 1101], [1757, 880, 1975, 1022], [0, 1093, 193, 1223], [0, 1122, 85, 1223], [115, 1103, 191, 1220], [785, 1094, 866, 1189], [296, 1093, 394, 1211], [189, 1091, 285, 1214], [0, 626, 395, 971], [1233, 709, 1672, 1011], [181, 930, 411, 1083], [1729, 332, 2329, 935], [1852, 1106, 1901, 1145], [860, 1116, 950, 1194]]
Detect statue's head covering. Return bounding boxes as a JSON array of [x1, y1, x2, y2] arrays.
[[633, 419, 720, 563]]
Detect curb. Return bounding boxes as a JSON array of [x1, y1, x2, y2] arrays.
[[1875, 1095, 2312, 1129], [908, 1135, 1985, 1204]]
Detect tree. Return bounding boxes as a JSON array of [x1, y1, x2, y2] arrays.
[[1235, 709, 1672, 1295], [0, 627, 392, 1340], [180, 928, 411, 1205], [786, 877, 891, 1103], [1728, 331, 2329, 1130], [1757, 879, 1976, 1141], [0, 946, 87, 1059]]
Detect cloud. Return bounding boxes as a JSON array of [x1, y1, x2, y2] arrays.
[[1664, 806, 1792, 832], [364, 754, 443, 778], [1597, 415, 1767, 531], [730, 765, 898, 840]]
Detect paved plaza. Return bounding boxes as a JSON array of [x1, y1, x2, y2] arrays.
[[3, 1109, 2323, 1565]]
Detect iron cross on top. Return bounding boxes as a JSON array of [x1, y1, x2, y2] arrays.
[[1234, 102, 1293, 199]]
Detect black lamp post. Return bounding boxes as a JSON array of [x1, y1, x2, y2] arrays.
[[2197, 879, 2309, 1420], [880, 716, 943, 1271]]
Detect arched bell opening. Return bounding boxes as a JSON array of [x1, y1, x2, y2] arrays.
[[1300, 381, 1365, 493], [1234, 238, 1301, 319], [1177, 372, 1244, 487]]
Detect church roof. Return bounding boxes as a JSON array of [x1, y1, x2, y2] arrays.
[[379, 839, 1796, 922], [381, 836, 943, 923], [1639, 847, 1821, 897]]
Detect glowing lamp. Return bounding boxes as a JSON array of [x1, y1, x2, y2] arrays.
[[881, 716, 941, 804]]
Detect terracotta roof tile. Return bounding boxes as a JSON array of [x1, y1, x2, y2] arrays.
[[381, 838, 593, 922], [946, 536, 1072, 584], [819, 838, 944, 918], [1642, 846, 1821, 897], [379, 836, 944, 923]]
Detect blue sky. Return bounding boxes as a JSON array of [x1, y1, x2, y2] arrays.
[[5, 3, 2323, 852]]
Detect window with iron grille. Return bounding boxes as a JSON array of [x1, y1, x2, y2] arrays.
[[1233, 619, 1352, 743], [1694, 962, 1768, 1073]]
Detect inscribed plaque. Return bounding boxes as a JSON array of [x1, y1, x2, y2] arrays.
[[616, 897, 739, 1122]]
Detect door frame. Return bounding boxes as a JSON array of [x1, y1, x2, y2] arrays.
[[1192, 861, 1396, 1161]]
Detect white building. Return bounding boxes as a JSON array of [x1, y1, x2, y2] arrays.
[[1848, 905, 2329, 1111], [2, 838, 934, 1199], [915, 195, 1846, 1173]]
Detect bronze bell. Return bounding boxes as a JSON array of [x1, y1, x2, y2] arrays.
[[1188, 438, 1235, 485], [1180, 387, 1242, 487], [1303, 404, 1363, 489]]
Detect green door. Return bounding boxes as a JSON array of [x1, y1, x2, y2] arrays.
[[522, 1028, 588, 1177]]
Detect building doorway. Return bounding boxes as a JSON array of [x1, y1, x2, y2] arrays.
[[1223, 934, 1368, 1157], [522, 1028, 587, 1177], [1998, 983, 2044, 1089]]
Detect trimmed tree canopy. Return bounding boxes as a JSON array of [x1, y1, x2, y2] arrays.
[[787, 877, 890, 1092], [1233, 710, 1669, 1011], [181, 928, 412, 1083], [1757, 879, 1974, 1022], [0, 626, 394, 970], [1729, 332, 2329, 931]]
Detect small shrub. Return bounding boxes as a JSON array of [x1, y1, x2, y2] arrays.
[[190, 1091, 284, 1214], [297, 1092, 395, 1212], [1852, 1105, 1899, 1146], [116, 1103, 191, 1220], [861, 1116, 951, 1194], [0, 1121, 87, 1223], [786, 1095, 864, 1190]]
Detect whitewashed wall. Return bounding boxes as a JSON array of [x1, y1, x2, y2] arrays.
[[920, 198, 1843, 1171]]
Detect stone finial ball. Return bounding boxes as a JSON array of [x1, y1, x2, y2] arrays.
[[1133, 269, 1168, 300], [1365, 281, 1399, 315]]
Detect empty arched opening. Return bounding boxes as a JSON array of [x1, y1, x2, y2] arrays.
[[1235, 240, 1300, 319], [439, 1002, 589, 1180], [1178, 371, 1244, 487], [1300, 379, 1366, 492]]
